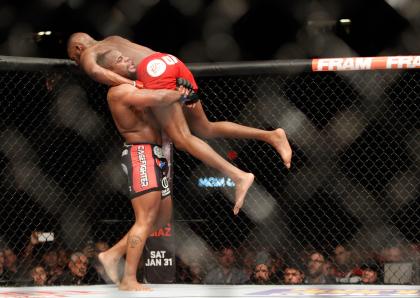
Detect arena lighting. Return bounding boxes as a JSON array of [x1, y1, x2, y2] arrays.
[[197, 176, 235, 188], [37, 31, 52, 36], [339, 18, 351, 24]]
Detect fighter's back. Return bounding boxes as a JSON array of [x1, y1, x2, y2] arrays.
[[99, 36, 156, 65]]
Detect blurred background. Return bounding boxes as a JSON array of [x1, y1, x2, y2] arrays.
[[1, 0, 420, 61], [0, 0, 419, 288]]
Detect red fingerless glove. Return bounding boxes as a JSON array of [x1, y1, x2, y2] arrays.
[[132, 80, 144, 89]]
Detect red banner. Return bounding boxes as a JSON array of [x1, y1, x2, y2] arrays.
[[312, 56, 420, 71]]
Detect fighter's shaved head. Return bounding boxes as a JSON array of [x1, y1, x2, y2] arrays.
[[67, 32, 97, 64]]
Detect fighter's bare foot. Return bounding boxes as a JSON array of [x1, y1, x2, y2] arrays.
[[98, 251, 121, 285], [233, 173, 254, 215], [119, 280, 152, 291], [269, 128, 292, 169]]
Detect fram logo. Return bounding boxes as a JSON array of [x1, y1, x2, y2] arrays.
[[312, 56, 420, 71]]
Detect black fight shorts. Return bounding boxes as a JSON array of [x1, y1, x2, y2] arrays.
[[121, 143, 170, 199]]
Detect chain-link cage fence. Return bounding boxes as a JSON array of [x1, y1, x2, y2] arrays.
[[0, 57, 418, 286]]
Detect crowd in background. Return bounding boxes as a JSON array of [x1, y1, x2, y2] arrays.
[[0, 232, 111, 286], [176, 243, 420, 285], [0, 232, 418, 286]]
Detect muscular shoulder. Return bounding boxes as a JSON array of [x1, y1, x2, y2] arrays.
[[81, 43, 111, 58], [103, 35, 132, 45], [104, 35, 127, 41], [107, 84, 133, 101]]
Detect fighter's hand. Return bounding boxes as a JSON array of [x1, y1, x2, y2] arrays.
[[176, 78, 193, 92], [132, 80, 144, 89], [178, 85, 190, 105], [30, 231, 40, 246], [176, 78, 199, 107], [186, 90, 199, 106]]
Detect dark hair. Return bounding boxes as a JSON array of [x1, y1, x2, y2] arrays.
[[360, 260, 381, 272]]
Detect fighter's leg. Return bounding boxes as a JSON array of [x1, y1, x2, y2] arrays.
[[98, 234, 126, 285], [153, 103, 254, 215], [98, 196, 172, 285], [119, 191, 161, 291], [184, 101, 292, 169]]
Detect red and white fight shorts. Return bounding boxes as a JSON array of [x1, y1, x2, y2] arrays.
[[121, 143, 170, 199], [137, 52, 198, 91]]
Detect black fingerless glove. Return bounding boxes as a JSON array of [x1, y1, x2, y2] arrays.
[[176, 77, 200, 105], [176, 78, 193, 91]]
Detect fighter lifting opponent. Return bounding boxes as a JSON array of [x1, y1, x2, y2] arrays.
[[101, 82, 190, 290], [66, 33, 292, 170], [66, 33, 292, 291]]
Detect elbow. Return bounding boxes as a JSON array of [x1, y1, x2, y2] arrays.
[[89, 68, 113, 86]]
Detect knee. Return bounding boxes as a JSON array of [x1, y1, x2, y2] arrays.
[[192, 121, 215, 139], [136, 207, 160, 227]]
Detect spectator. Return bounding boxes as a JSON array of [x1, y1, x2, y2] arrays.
[[323, 258, 335, 278], [240, 248, 256, 281], [204, 247, 249, 284], [175, 257, 191, 283], [189, 261, 205, 284], [3, 247, 25, 284], [269, 252, 284, 283], [30, 265, 48, 286], [248, 263, 273, 285], [41, 248, 64, 285], [283, 266, 304, 285], [80, 240, 110, 284], [59, 252, 89, 285], [304, 251, 336, 284], [4, 247, 18, 275], [333, 244, 362, 283], [20, 232, 58, 283], [360, 261, 382, 284], [57, 248, 70, 269], [380, 245, 404, 263], [0, 250, 12, 285]]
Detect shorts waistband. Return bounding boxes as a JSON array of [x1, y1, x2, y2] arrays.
[[124, 143, 161, 148]]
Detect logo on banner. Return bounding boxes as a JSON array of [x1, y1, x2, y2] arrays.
[[153, 145, 164, 158], [145, 250, 173, 267], [161, 177, 170, 197], [147, 59, 166, 77], [150, 223, 172, 237]]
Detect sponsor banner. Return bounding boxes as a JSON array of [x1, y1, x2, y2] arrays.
[[312, 56, 420, 71], [143, 223, 176, 283]]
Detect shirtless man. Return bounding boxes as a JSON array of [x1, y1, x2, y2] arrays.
[[101, 48, 254, 214], [102, 85, 188, 291], [67, 32, 292, 169]]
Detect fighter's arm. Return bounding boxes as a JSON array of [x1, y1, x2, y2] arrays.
[[81, 50, 133, 86], [108, 84, 184, 107]]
